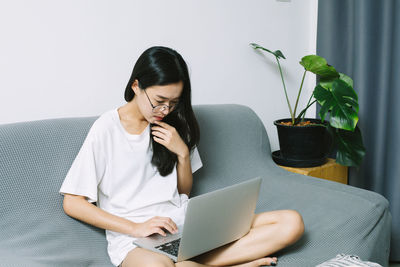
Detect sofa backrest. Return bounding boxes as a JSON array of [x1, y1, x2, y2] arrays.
[[0, 104, 272, 266], [191, 104, 273, 196]]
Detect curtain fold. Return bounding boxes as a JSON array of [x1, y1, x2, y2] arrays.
[[317, 0, 400, 261]]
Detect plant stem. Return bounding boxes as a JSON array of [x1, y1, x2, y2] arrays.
[[293, 70, 307, 121], [296, 99, 317, 121], [301, 93, 315, 122], [276, 57, 294, 123]]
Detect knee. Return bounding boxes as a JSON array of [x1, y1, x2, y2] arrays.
[[281, 210, 305, 245]]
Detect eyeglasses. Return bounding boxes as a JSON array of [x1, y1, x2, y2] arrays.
[[143, 89, 176, 113]]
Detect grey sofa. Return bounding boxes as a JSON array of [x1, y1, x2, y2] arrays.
[[0, 104, 391, 267]]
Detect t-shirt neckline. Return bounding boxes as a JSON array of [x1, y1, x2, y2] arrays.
[[113, 108, 150, 141]]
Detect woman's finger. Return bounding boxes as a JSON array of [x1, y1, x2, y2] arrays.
[[161, 223, 176, 235], [151, 125, 170, 135], [153, 120, 172, 130], [152, 221, 175, 235], [155, 217, 178, 234], [153, 136, 167, 145], [152, 130, 167, 140], [162, 221, 178, 233], [164, 218, 178, 232], [153, 227, 166, 237]]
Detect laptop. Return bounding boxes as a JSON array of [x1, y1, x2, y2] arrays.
[[132, 177, 262, 262]]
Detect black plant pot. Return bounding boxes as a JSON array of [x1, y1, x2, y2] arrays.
[[272, 118, 331, 167]]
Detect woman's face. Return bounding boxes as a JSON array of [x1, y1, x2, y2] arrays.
[[133, 80, 183, 123]]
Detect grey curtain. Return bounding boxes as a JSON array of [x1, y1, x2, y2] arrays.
[[317, 0, 400, 261]]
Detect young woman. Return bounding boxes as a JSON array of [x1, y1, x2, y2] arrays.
[[60, 46, 304, 267]]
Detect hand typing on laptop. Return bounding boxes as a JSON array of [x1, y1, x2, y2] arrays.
[[131, 216, 178, 238], [133, 177, 264, 263]]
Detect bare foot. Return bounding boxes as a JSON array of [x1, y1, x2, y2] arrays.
[[231, 257, 278, 267]]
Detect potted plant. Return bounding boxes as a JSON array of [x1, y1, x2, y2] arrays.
[[250, 43, 365, 167]]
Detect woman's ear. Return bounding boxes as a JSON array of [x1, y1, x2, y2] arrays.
[[131, 79, 140, 94]]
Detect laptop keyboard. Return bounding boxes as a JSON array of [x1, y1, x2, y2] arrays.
[[155, 238, 181, 257]]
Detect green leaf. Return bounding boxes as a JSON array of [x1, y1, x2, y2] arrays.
[[315, 79, 359, 131], [339, 73, 353, 88], [329, 125, 366, 167], [313, 85, 332, 121], [300, 55, 339, 79], [319, 77, 335, 91], [320, 73, 353, 91], [250, 43, 286, 59], [273, 50, 286, 59]]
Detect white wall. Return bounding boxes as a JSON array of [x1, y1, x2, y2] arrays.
[[0, 0, 318, 152]]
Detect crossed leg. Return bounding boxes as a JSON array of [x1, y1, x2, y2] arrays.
[[122, 210, 304, 267]]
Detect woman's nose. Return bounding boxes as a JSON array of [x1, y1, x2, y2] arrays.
[[161, 107, 169, 115]]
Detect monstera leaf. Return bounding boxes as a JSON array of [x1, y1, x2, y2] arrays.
[[300, 55, 340, 79], [327, 125, 366, 166], [314, 78, 359, 131]]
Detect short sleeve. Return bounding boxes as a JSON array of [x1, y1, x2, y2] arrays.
[[59, 130, 105, 203], [190, 146, 203, 173]]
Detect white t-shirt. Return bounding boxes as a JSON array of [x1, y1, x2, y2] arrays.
[[59, 108, 202, 266]]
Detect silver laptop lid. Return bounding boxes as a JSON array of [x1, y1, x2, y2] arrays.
[[177, 177, 262, 261]]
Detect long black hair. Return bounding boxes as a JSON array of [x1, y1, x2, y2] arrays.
[[124, 46, 200, 176]]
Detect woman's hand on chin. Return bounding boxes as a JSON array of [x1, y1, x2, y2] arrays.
[[151, 120, 189, 160]]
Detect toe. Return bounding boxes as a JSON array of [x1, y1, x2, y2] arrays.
[[258, 257, 278, 266]]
